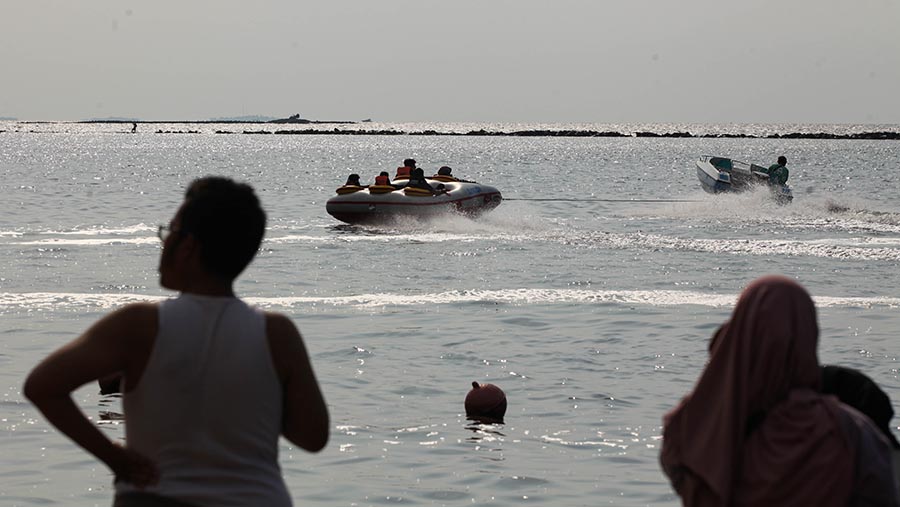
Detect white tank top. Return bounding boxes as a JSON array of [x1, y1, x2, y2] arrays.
[[117, 294, 291, 507]]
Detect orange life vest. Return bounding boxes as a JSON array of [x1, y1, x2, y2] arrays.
[[395, 166, 412, 178], [375, 175, 390, 185]]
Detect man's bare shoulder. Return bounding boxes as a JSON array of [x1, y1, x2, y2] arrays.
[[116, 301, 159, 319], [264, 311, 301, 340], [100, 302, 159, 336]]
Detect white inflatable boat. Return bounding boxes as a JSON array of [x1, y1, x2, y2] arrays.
[[326, 177, 503, 224]]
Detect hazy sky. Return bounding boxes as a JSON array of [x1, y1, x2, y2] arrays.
[[3, 1, 898, 123]]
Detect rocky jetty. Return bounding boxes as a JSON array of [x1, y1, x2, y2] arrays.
[[220, 129, 900, 140]]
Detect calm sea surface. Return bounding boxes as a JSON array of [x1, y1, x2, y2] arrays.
[[2, 122, 900, 506]]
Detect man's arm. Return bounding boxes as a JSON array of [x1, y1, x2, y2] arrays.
[[266, 313, 329, 452], [23, 303, 159, 486]]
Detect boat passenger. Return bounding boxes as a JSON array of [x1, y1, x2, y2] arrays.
[[374, 172, 390, 186], [660, 275, 898, 507], [406, 168, 436, 193], [374, 171, 406, 190], [344, 173, 365, 187], [433, 165, 475, 183], [395, 158, 416, 179], [767, 155, 789, 185]]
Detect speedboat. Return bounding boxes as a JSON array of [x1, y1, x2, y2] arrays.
[[696, 155, 793, 203], [326, 176, 503, 224]]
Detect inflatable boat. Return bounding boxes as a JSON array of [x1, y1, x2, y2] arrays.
[[696, 155, 793, 204], [326, 177, 503, 224]]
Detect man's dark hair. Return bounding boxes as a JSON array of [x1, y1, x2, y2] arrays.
[[181, 177, 266, 280], [778, 156, 787, 165], [403, 158, 416, 167]]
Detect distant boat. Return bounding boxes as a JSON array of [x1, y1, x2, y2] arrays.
[[268, 114, 311, 124], [268, 114, 356, 125], [696, 155, 792, 204]]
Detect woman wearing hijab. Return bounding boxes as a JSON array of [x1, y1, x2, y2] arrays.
[[660, 275, 898, 506]]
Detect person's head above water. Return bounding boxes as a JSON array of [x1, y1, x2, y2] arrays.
[[465, 381, 507, 423], [437, 166, 452, 176], [379, 171, 389, 177], [345, 173, 361, 185], [403, 158, 417, 168], [778, 155, 787, 165], [161, 177, 266, 288]]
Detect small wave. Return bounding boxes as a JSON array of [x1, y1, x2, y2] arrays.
[[802, 237, 900, 247], [0, 224, 154, 238], [267, 234, 336, 244], [588, 232, 900, 262], [0, 292, 165, 310], [3, 289, 898, 311], [40, 224, 154, 236], [268, 233, 487, 245], [8, 227, 896, 262], [10, 237, 158, 246]]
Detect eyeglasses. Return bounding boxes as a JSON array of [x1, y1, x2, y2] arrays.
[[157, 224, 183, 242]]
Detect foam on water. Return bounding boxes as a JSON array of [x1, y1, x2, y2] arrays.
[[326, 206, 554, 237], [639, 190, 900, 234]]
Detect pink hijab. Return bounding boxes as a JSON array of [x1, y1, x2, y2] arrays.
[[660, 276, 856, 506]]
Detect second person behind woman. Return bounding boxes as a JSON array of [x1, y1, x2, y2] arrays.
[[660, 275, 898, 506]]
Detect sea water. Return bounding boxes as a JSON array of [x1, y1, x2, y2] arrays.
[[2, 122, 899, 506]]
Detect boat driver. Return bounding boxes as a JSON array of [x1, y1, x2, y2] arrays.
[[767, 156, 789, 186]]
